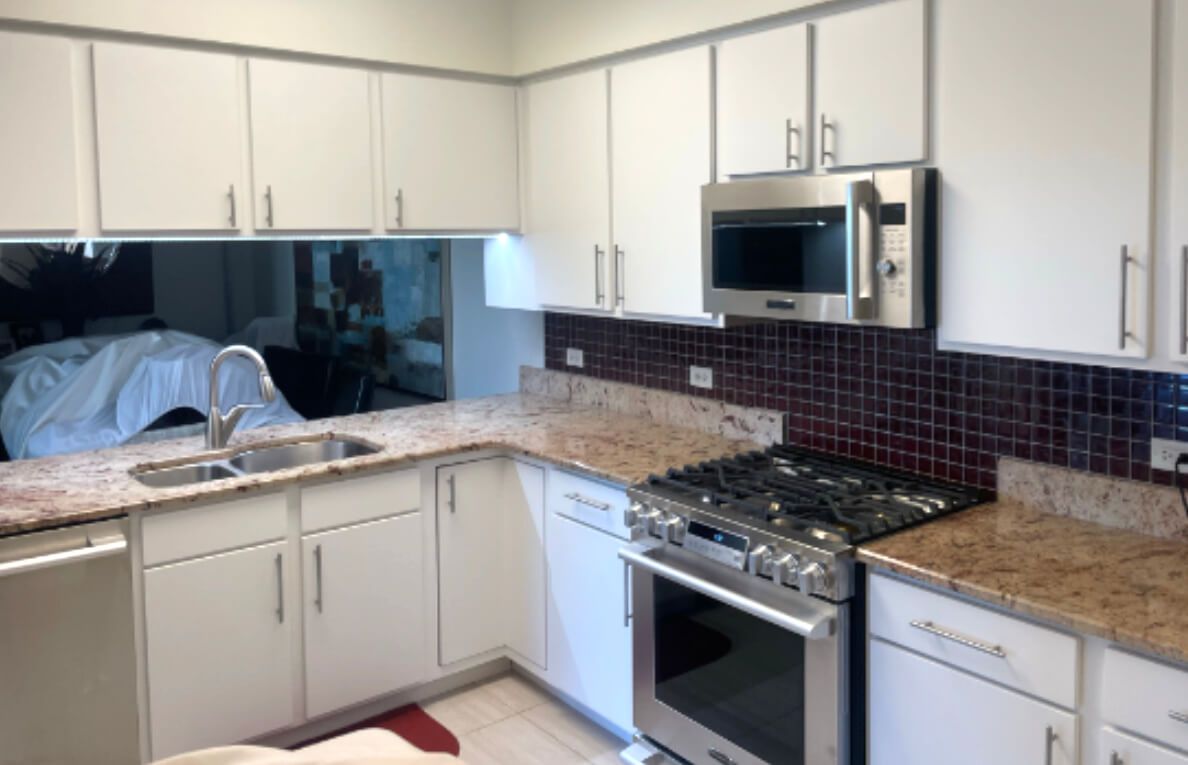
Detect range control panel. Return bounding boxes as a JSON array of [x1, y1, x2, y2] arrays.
[[682, 520, 749, 570]]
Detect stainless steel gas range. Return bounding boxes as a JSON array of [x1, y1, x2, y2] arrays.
[[618, 446, 985, 765]]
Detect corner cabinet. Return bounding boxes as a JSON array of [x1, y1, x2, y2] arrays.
[[611, 46, 714, 322], [0, 31, 79, 233], [523, 69, 614, 313], [381, 74, 519, 232], [248, 58, 374, 232], [815, 0, 926, 170], [436, 457, 546, 669], [93, 43, 243, 232], [936, 0, 1155, 359]]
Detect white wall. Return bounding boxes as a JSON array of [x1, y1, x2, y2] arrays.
[[0, 0, 516, 76], [448, 239, 542, 399], [510, 0, 820, 74]]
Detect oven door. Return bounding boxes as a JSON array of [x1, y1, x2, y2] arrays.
[[621, 542, 848, 765], [701, 172, 876, 324]]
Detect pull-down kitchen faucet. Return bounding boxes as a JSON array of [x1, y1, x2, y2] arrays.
[[206, 345, 276, 450]]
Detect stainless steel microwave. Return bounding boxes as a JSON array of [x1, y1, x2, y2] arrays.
[[701, 168, 936, 327]]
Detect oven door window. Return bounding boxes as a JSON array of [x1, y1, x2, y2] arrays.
[[712, 206, 847, 293], [654, 576, 806, 764]]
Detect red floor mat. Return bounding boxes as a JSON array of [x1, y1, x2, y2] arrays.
[[293, 703, 461, 756]]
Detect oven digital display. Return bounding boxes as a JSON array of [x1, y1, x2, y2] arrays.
[[686, 521, 748, 553]]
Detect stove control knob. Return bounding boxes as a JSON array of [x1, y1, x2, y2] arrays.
[[624, 502, 645, 528], [797, 561, 829, 595], [663, 515, 687, 544], [771, 552, 798, 586], [746, 545, 772, 576], [645, 511, 667, 538]]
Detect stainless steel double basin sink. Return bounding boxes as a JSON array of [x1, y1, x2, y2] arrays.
[[132, 436, 381, 488]]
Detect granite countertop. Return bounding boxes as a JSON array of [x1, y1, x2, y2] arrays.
[[858, 500, 1188, 665], [0, 393, 760, 538]]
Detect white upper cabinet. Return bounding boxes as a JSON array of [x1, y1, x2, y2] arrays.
[[716, 24, 811, 177], [381, 74, 519, 232], [523, 69, 613, 312], [815, 0, 926, 169], [93, 43, 242, 232], [1170, 5, 1188, 360], [0, 31, 78, 232], [248, 58, 373, 232], [936, 0, 1154, 359], [611, 46, 713, 321]]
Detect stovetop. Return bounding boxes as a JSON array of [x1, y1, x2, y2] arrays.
[[638, 444, 987, 546]]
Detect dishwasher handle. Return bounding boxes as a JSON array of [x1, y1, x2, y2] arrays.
[[0, 529, 127, 579]]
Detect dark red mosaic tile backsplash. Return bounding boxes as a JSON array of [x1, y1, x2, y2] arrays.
[[544, 313, 1188, 490]]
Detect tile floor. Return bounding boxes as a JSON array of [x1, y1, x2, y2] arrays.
[[422, 673, 627, 765]]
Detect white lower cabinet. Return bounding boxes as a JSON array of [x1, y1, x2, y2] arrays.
[[144, 541, 296, 760], [437, 457, 546, 669], [546, 510, 633, 733], [870, 638, 1077, 765], [302, 513, 425, 719], [1103, 728, 1188, 765]]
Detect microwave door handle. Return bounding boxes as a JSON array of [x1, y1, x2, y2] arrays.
[[845, 179, 876, 320]]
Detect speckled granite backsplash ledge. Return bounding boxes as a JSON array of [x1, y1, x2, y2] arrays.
[[544, 313, 1188, 490]]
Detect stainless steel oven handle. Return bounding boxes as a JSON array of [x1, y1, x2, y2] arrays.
[[618, 543, 835, 639], [845, 179, 876, 320]]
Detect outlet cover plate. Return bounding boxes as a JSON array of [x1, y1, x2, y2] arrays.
[[1151, 438, 1188, 471], [566, 348, 584, 368], [690, 365, 713, 390]]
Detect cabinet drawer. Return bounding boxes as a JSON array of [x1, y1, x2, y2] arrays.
[[142, 493, 287, 567], [548, 469, 631, 540], [301, 469, 420, 533], [1103, 647, 1188, 751], [869, 572, 1079, 708], [1103, 727, 1188, 765]]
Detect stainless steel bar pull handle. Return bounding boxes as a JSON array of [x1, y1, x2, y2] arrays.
[[594, 245, 605, 305], [1110, 752, 1124, 765], [909, 620, 1006, 658], [615, 246, 625, 306], [274, 553, 284, 624], [447, 473, 457, 513], [820, 113, 834, 166], [1044, 726, 1057, 765], [1180, 245, 1187, 355], [264, 185, 275, 228], [227, 184, 237, 227], [313, 544, 324, 613], [845, 180, 876, 320], [564, 492, 611, 512], [1119, 245, 1134, 349], [395, 189, 404, 228], [1169, 710, 1188, 725], [785, 119, 800, 169]]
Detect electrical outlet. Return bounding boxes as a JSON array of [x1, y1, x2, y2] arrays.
[[690, 365, 713, 390], [566, 348, 584, 368], [1151, 437, 1188, 471]]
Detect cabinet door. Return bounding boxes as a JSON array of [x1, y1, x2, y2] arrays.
[[501, 461, 546, 669], [546, 512, 632, 733], [815, 0, 926, 169], [611, 47, 713, 321], [935, 0, 1154, 358], [524, 69, 613, 312], [1170, 5, 1188, 360], [93, 43, 242, 231], [248, 58, 373, 231], [1103, 728, 1188, 765], [303, 513, 425, 719], [144, 542, 295, 759], [870, 639, 1077, 765], [437, 459, 506, 665], [717, 24, 810, 177], [382, 74, 518, 231], [0, 31, 78, 232]]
